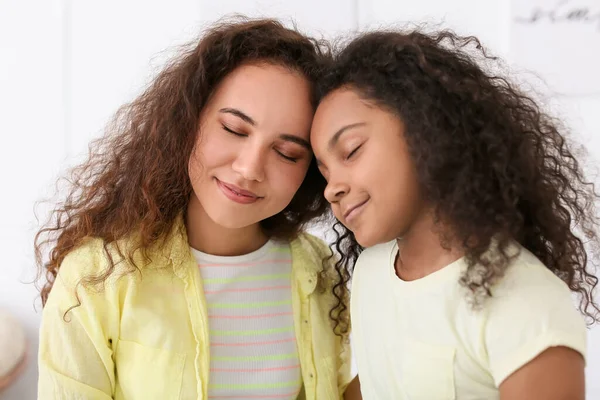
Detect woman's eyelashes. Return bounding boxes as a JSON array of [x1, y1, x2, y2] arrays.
[[222, 124, 246, 137], [222, 124, 302, 163], [276, 151, 299, 163]]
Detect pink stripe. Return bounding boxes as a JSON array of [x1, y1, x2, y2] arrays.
[[209, 311, 293, 320], [199, 259, 291, 267], [211, 364, 300, 373], [204, 285, 291, 295], [210, 391, 298, 399], [211, 338, 296, 347]]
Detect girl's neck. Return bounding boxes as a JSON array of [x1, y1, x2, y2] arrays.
[[395, 211, 463, 281], [185, 196, 269, 256]]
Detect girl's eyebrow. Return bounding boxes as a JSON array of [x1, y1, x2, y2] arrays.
[[328, 122, 366, 150]]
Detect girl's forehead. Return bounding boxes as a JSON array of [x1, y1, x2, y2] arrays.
[[313, 90, 363, 128], [312, 90, 377, 139]]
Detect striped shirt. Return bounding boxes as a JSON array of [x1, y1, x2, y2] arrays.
[[193, 240, 301, 400]]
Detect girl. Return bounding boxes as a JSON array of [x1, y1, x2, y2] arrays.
[[36, 18, 358, 400], [311, 29, 599, 400]]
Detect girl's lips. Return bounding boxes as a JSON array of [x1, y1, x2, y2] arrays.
[[343, 198, 369, 224]]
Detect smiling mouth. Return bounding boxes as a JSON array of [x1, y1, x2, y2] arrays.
[[216, 179, 262, 204], [343, 198, 369, 223]]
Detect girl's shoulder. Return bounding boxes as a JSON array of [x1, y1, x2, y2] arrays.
[[482, 244, 588, 386], [356, 240, 396, 262], [353, 240, 396, 279], [490, 245, 573, 299], [482, 243, 585, 339]]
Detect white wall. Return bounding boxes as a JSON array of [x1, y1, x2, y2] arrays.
[[1, 0, 599, 398]]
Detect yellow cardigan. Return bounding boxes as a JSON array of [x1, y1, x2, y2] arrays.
[[38, 223, 352, 399]]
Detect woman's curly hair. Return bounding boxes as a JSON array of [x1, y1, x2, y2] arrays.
[[35, 17, 330, 307], [321, 28, 600, 335]]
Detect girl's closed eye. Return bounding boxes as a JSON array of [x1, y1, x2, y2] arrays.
[[345, 144, 363, 160]]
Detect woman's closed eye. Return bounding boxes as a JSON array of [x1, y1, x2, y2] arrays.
[[222, 124, 246, 137], [276, 151, 299, 163]]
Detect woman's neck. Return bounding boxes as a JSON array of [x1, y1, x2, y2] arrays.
[[395, 211, 463, 281], [186, 196, 269, 256]]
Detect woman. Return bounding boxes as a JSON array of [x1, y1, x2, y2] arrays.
[[36, 18, 358, 400]]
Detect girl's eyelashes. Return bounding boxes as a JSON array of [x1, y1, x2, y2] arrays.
[[222, 124, 246, 137], [346, 144, 362, 160]]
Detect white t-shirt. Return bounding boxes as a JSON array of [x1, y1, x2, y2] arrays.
[[351, 240, 587, 400]]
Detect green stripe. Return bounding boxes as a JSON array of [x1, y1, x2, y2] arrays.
[[208, 299, 291, 309], [211, 352, 298, 362], [209, 379, 302, 390], [211, 326, 294, 336], [203, 273, 290, 284]]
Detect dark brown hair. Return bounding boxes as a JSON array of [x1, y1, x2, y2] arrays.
[[320, 29, 600, 334], [35, 17, 330, 306]]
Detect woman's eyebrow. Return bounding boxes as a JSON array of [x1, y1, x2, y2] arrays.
[[219, 107, 256, 125], [279, 134, 310, 150]]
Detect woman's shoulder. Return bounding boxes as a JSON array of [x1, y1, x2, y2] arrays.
[[292, 232, 331, 258], [286, 232, 333, 268], [57, 237, 112, 281], [56, 234, 167, 288], [289, 233, 336, 288]]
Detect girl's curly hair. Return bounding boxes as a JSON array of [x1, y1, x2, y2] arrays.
[[321, 29, 600, 335], [35, 17, 330, 307]]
